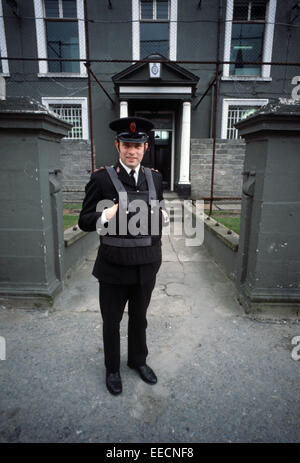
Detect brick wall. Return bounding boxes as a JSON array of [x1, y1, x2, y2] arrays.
[[190, 138, 246, 199], [60, 140, 92, 203]]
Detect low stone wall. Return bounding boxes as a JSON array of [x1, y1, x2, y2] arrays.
[[190, 138, 246, 199], [60, 140, 91, 203], [63, 226, 99, 280], [60, 138, 246, 202]]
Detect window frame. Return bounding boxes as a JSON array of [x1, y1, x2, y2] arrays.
[[34, 0, 87, 77], [42, 96, 89, 139], [140, 0, 169, 21], [0, 0, 9, 76], [222, 0, 277, 81], [132, 0, 177, 60], [221, 98, 269, 139]]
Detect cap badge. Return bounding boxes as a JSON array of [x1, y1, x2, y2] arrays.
[[129, 122, 136, 133]]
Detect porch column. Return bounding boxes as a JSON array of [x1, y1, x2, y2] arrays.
[[120, 100, 128, 118], [178, 101, 191, 197]]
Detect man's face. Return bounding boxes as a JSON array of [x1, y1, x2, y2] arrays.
[[115, 140, 148, 169]]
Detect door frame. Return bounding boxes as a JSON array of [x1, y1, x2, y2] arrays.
[[135, 110, 175, 192]]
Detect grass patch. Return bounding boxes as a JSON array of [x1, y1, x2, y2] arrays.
[[211, 215, 240, 234], [63, 215, 79, 230], [203, 209, 241, 234], [63, 204, 81, 230], [63, 203, 82, 212]]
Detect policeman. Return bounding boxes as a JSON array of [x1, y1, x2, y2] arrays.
[[78, 117, 169, 395]]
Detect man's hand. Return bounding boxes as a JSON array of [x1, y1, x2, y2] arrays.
[[161, 209, 169, 224], [105, 203, 119, 221]]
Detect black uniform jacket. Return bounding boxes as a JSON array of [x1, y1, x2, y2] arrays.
[[78, 160, 164, 285]]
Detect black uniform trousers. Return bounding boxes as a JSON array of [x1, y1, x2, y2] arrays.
[[99, 276, 156, 373]]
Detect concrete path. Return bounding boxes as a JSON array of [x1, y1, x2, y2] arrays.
[[0, 234, 299, 443]]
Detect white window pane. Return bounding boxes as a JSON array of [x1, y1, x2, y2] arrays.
[[46, 21, 80, 72], [251, 0, 267, 20], [157, 0, 169, 19], [233, 0, 249, 21], [230, 23, 264, 76], [62, 0, 77, 18], [140, 22, 169, 58], [49, 104, 83, 139], [227, 105, 260, 139], [141, 0, 153, 19], [45, 0, 59, 18]]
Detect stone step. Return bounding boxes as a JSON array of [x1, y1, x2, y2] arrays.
[[163, 191, 180, 200]]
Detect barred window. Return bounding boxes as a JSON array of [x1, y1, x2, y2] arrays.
[[230, 0, 268, 77], [44, 0, 80, 73], [227, 105, 260, 139], [49, 103, 83, 139], [140, 0, 170, 57]]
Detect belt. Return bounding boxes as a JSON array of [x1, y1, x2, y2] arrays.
[[101, 236, 152, 247]]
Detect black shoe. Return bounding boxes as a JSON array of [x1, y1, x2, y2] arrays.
[[128, 364, 157, 385], [106, 371, 122, 395]]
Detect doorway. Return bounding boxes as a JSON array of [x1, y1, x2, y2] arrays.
[[135, 111, 175, 191]]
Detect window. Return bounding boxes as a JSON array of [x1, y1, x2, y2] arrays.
[[34, 0, 86, 76], [154, 130, 169, 140], [221, 98, 268, 139], [0, 0, 9, 75], [223, 0, 277, 79], [140, 0, 169, 57], [132, 0, 177, 60], [42, 97, 89, 139]]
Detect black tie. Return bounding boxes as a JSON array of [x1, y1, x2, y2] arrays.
[[130, 169, 136, 183]]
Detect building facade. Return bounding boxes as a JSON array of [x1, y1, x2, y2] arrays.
[[1, 0, 299, 198]]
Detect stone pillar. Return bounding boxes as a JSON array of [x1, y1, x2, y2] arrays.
[[0, 97, 71, 308], [120, 100, 128, 118], [178, 101, 191, 197], [235, 98, 300, 318]]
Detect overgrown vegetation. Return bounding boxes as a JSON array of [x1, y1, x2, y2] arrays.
[[63, 203, 81, 230]]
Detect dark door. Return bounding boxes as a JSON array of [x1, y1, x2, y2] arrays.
[[154, 131, 171, 190], [141, 131, 155, 168], [135, 112, 172, 190]]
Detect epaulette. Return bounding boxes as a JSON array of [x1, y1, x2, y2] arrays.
[[93, 166, 106, 173], [151, 167, 160, 173]]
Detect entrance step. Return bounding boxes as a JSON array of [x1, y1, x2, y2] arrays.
[[163, 191, 180, 200], [164, 197, 185, 222]]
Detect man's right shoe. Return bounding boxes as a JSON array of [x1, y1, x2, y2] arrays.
[[106, 371, 122, 395]]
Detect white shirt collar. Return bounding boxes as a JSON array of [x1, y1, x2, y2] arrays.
[[119, 158, 141, 176]]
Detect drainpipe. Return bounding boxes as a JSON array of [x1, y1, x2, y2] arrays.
[[84, 0, 95, 172], [0, 77, 6, 100], [209, 0, 222, 215]]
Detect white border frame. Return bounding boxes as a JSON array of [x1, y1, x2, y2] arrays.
[[42, 96, 89, 139], [0, 0, 9, 76], [221, 98, 269, 139], [33, 0, 87, 77], [132, 0, 177, 61], [120, 85, 192, 94], [222, 0, 277, 81]]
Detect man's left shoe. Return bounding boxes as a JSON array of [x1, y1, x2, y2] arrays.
[[128, 364, 157, 384]]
